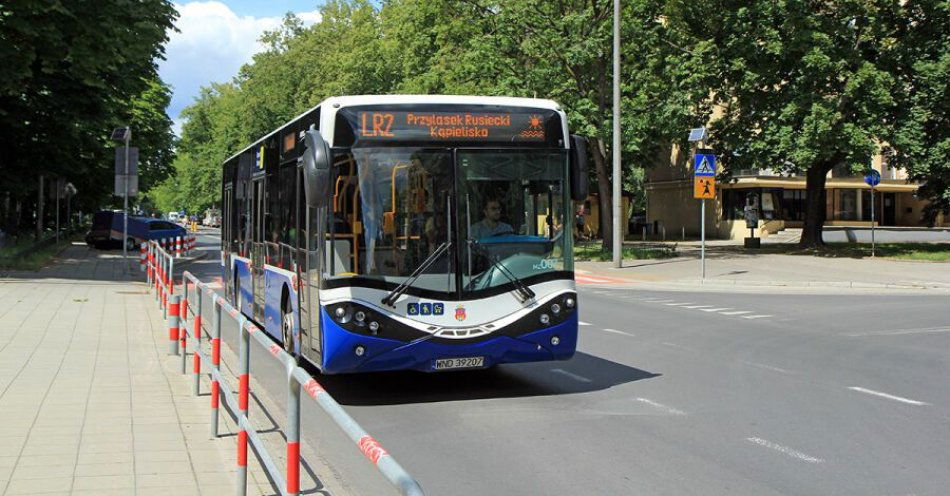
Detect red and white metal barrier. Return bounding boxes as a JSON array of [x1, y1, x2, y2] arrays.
[[139, 242, 147, 271], [173, 271, 425, 496]]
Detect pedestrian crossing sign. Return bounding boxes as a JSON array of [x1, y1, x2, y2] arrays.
[[694, 153, 716, 177], [694, 177, 716, 199]]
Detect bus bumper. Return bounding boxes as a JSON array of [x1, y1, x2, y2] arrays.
[[319, 309, 577, 374]]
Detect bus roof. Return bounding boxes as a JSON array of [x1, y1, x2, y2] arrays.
[[223, 95, 564, 165], [320, 94, 562, 111]]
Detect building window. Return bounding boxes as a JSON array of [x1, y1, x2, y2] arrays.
[[838, 190, 858, 220], [781, 189, 806, 221]]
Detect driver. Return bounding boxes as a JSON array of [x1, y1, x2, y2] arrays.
[[470, 199, 513, 239]]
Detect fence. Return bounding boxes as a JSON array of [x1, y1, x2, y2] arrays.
[[145, 239, 424, 496]]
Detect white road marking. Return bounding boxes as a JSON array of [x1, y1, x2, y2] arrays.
[[635, 397, 686, 415], [742, 361, 794, 374], [700, 307, 733, 312], [847, 387, 929, 406], [551, 368, 592, 383], [720, 310, 753, 315], [601, 328, 634, 337], [664, 302, 694, 306], [649, 299, 677, 304], [746, 437, 824, 464], [846, 326, 950, 337], [578, 321, 592, 326], [683, 305, 714, 309], [743, 314, 773, 319]]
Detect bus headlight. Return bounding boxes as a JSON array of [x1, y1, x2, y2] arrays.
[[334, 307, 346, 320], [355, 311, 366, 323], [354, 345, 365, 357], [368, 321, 380, 334], [564, 297, 575, 309], [551, 335, 560, 346], [539, 313, 550, 325], [550, 303, 561, 315]]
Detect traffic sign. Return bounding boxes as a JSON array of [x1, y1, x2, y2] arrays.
[[114, 147, 139, 175], [864, 169, 881, 187], [694, 152, 716, 177], [694, 177, 715, 199]]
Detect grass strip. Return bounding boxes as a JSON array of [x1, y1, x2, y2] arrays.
[[574, 242, 678, 261]]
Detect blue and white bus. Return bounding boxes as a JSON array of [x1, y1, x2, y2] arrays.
[[221, 95, 588, 374]]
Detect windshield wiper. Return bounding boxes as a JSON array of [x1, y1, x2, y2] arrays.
[[467, 239, 535, 304], [381, 241, 451, 307]]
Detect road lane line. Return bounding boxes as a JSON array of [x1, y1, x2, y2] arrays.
[[847, 387, 929, 406], [846, 326, 950, 337], [648, 299, 677, 304], [746, 437, 824, 464], [743, 314, 773, 319], [683, 305, 713, 309], [700, 307, 733, 312], [578, 321, 592, 326], [635, 397, 686, 415], [551, 368, 592, 383], [742, 361, 794, 374], [663, 302, 694, 306], [601, 328, 634, 337], [720, 310, 753, 315]]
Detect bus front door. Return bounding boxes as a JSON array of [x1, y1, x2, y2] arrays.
[[251, 178, 266, 323]]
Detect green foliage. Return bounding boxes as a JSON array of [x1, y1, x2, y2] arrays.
[[0, 0, 178, 232], [163, 0, 946, 238], [890, 1, 950, 225]]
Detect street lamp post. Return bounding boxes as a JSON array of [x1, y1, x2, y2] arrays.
[[611, 0, 622, 268]]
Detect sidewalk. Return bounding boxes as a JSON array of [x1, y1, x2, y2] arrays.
[[576, 246, 950, 292], [0, 244, 292, 495]]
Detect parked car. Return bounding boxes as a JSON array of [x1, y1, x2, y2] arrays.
[[86, 211, 187, 250], [203, 209, 221, 228]]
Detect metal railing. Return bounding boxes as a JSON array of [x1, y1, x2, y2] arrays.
[[144, 258, 424, 496]]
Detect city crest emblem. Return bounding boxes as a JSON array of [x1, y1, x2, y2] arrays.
[[455, 305, 466, 322]]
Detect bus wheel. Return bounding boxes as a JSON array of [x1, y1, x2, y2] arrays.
[[281, 299, 299, 363]]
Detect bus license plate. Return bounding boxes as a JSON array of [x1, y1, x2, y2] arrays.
[[435, 356, 484, 370]]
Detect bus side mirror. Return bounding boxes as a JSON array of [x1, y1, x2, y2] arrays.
[[570, 135, 589, 201], [301, 130, 331, 208]]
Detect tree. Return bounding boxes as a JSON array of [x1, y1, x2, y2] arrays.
[[672, 0, 903, 246], [0, 0, 178, 233], [890, 0, 949, 226]]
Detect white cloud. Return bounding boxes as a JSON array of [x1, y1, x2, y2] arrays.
[[159, 1, 321, 134]]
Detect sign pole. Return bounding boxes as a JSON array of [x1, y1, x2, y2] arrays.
[[123, 131, 130, 262], [870, 186, 875, 258], [701, 199, 706, 279]]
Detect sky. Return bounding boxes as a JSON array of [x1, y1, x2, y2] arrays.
[[158, 1, 323, 135]]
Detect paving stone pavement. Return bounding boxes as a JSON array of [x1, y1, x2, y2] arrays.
[[0, 244, 281, 495]]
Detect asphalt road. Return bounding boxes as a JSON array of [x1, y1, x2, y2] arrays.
[[184, 230, 950, 495]]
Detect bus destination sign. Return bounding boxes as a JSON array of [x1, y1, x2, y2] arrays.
[[357, 111, 548, 142]]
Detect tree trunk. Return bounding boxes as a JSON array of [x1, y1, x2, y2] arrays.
[[799, 162, 835, 248], [591, 138, 612, 251]]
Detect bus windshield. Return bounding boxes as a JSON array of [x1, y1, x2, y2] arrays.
[[326, 148, 456, 293], [324, 147, 571, 298], [456, 149, 571, 294]]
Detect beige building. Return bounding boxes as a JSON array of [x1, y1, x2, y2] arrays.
[[645, 147, 947, 240]]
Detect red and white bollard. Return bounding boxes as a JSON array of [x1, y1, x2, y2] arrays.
[[176, 236, 182, 258], [168, 295, 180, 355], [139, 242, 146, 272]]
